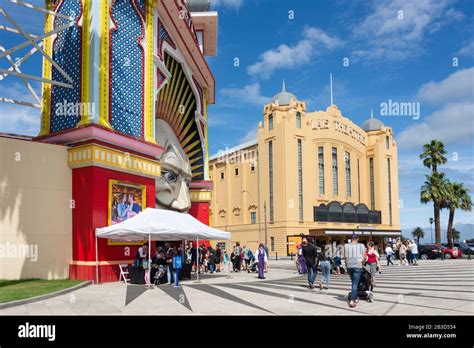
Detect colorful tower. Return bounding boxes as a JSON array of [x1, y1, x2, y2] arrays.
[[35, 0, 217, 281]]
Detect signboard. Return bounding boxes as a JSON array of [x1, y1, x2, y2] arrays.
[[108, 180, 146, 245], [173, 255, 182, 269]]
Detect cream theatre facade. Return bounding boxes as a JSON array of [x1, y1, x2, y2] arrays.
[[209, 83, 401, 256]]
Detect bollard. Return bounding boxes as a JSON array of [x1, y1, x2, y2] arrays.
[[275, 252, 278, 261], [290, 253, 293, 261]]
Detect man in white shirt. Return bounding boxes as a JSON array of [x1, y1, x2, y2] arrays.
[[385, 244, 394, 266], [410, 241, 419, 265]]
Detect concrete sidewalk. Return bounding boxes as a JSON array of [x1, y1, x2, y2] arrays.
[[1, 259, 472, 315]]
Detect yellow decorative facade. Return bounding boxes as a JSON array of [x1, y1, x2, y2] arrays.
[[209, 84, 401, 256], [68, 144, 161, 179]]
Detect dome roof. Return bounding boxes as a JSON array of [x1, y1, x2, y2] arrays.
[[362, 110, 384, 131], [185, 0, 210, 12], [272, 80, 297, 106]]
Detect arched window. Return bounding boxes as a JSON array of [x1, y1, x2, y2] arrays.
[[356, 203, 369, 223], [328, 201, 343, 222], [342, 202, 356, 222], [314, 204, 328, 222]]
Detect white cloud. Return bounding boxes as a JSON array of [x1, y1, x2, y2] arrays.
[[417, 67, 474, 105], [0, 82, 41, 136], [396, 103, 473, 148], [239, 126, 258, 143], [397, 67, 474, 149], [457, 39, 474, 57], [247, 27, 342, 79], [220, 82, 271, 106], [352, 0, 463, 62], [212, 0, 243, 10]]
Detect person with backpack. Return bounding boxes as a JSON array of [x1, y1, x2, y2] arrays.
[[207, 246, 216, 273], [245, 246, 254, 271], [344, 234, 367, 308], [233, 242, 242, 272], [301, 238, 319, 289], [255, 243, 268, 279]]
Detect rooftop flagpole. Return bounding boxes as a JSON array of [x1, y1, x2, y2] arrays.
[[330, 73, 333, 105]]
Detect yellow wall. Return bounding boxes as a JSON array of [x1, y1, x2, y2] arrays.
[[210, 99, 400, 256], [0, 138, 72, 279]]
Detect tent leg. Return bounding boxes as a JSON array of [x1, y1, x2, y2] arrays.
[[95, 234, 99, 284]]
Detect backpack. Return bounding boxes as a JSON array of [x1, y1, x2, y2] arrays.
[[247, 250, 253, 259]]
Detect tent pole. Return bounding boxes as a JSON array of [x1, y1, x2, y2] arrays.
[[95, 234, 99, 284], [195, 237, 200, 283], [148, 232, 151, 286]]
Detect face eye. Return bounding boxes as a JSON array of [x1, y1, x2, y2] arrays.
[[162, 170, 177, 183]]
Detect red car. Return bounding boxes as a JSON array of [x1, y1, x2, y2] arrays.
[[427, 244, 463, 259]]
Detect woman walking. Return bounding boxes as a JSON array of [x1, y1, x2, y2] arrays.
[[399, 242, 408, 266], [318, 243, 332, 290], [297, 244, 307, 274], [255, 243, 268, 279], [366, 241, 380, 286]]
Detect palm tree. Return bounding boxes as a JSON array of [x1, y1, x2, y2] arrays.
[[419, 140, 447, 173], [420, 140, 448, 245], [411, 227, 425, 244], [451, 228, 461, 243], [445, 182, 472, 247], [420, 172, 449, 244]]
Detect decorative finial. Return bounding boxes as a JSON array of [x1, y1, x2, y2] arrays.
[[282, 79, 286, 93]]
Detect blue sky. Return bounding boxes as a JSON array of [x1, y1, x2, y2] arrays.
[[0, 0, 473, 233]]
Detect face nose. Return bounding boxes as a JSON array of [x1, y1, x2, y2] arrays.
[[171, 179, 191, 212]]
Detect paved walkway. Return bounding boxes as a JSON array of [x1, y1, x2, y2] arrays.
[[1, 259, 473, 315]]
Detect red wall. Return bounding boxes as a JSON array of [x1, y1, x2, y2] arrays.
[[72, 166, 155, 262], [189, 201, 209, 225]]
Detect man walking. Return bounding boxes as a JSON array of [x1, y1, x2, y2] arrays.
[[301, 238, 319, 289], [344, 234, 367, 308], [385, 243, 394, 266], [233, 242, 242, 272], [410, 240, 419, 265]]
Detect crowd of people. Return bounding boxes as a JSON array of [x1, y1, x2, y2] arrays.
[[134, 236, 421, 308], [385, 239, 419, 266], [296, 236, 423, 308], [298, 235, 382, 308], [133, 241, 270, 287]]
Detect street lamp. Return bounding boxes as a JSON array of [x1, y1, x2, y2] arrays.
[[429, 217, 434, 243]]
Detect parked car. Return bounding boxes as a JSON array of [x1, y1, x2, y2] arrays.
[[442, 242, 471, 254], [427, 244, 463, 259], [418, 244, 443, 260]]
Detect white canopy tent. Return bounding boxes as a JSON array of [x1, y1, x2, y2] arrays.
[[95, 208, 231, 284]]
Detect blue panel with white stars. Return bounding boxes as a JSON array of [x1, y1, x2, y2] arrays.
[[135, 0, 146, 17], [110, 0, 144, 138], [50, 0, 82, 133]]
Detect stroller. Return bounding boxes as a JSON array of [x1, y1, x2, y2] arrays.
[[347, 268, 374, 302], [247, 256, 258, 273], [153, 265, 167, 285]]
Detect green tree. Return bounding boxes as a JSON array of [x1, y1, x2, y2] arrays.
[[419, 140, 448, 245], [419, 140, 447, 173], [420, 172, 449, 245], [411, 227, 425, 244], [451, 228, 461, 243], [445, 182, 472, 247]]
